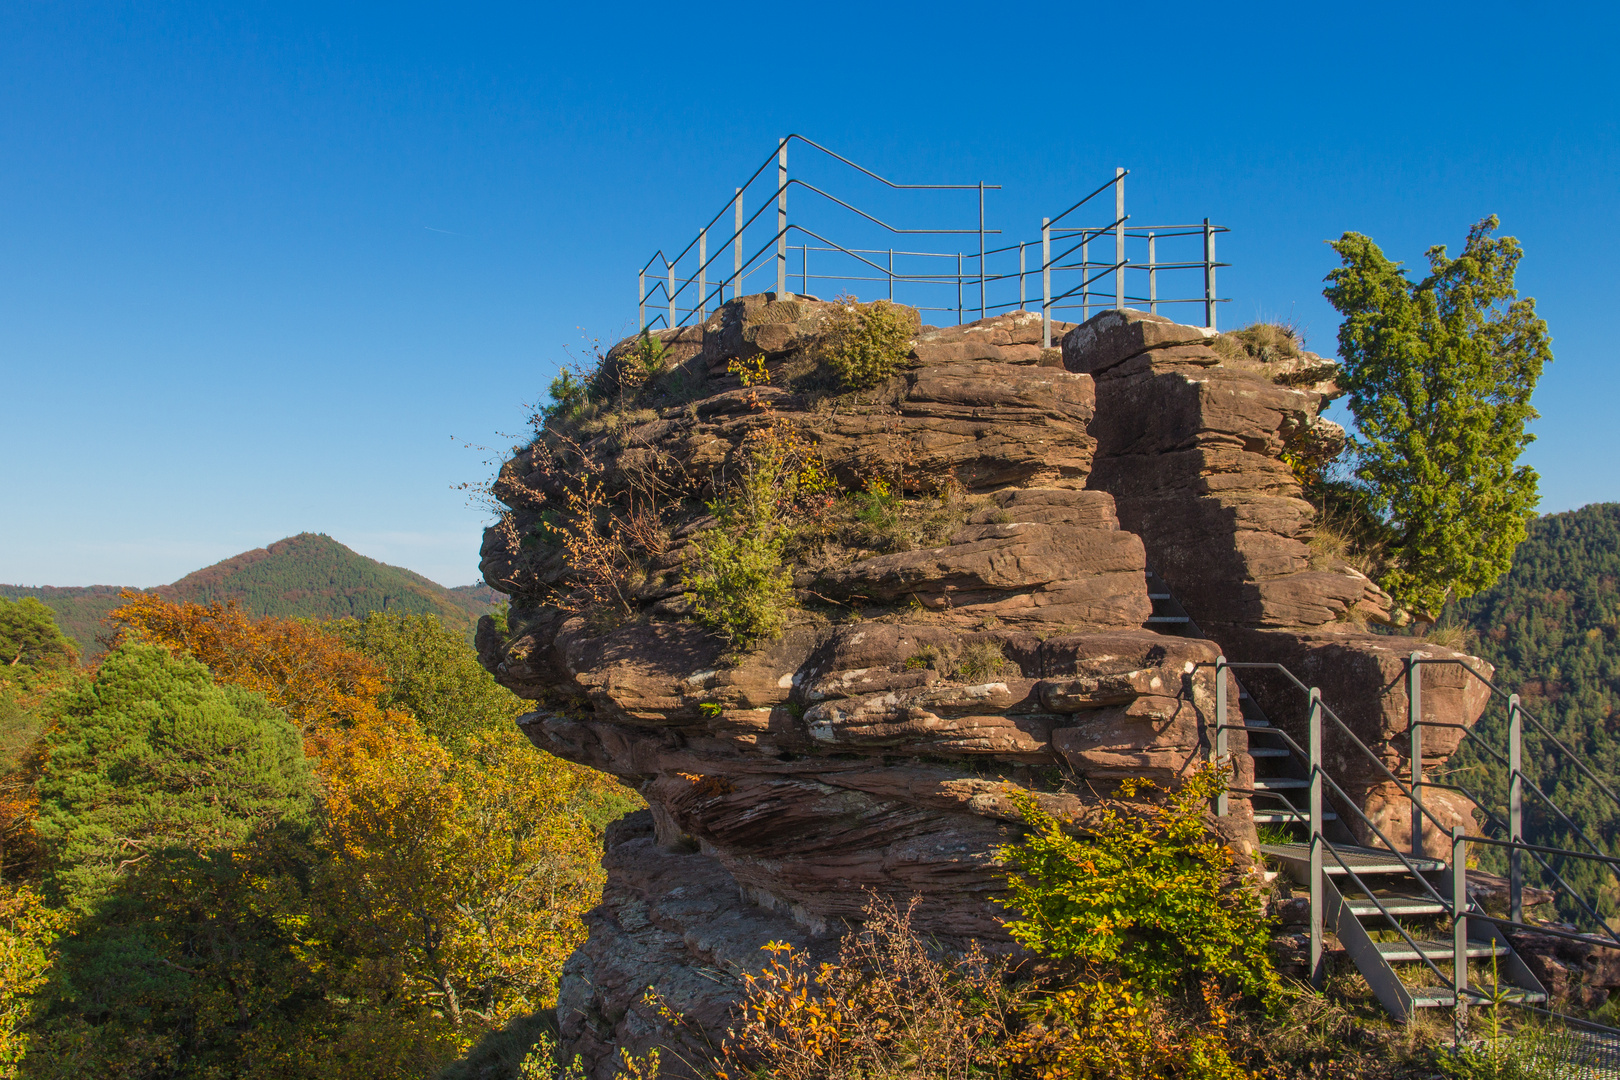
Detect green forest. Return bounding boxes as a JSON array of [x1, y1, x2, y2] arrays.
[[1, 534, 498, 656], [1445, 502, 1620, 924]]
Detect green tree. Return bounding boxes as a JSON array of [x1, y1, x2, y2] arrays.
[[0, 602, 75, 673], [27, 640, 319, 1076], [35, 641, 312, 909], [331, 613, 522, 748], [1323, 216, 1552, 619]]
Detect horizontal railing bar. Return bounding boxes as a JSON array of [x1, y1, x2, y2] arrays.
[[1412, 659, 1620, 814], [1466, 912, 1620, 955], [1464, 833, 1620, 869]]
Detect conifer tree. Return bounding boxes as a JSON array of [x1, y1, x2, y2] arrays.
[[1324, 216, 1551, 619]]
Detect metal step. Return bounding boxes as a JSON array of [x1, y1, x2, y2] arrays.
[[1259, 842, 1443, 875], [1407, 986, 1549, 1008], [1253, 809, 1338, 823], [1146, 616, 1190, 624], [1247, 747, 1291, 758], [1148, 593, 1172, 600], [1345, 893, 1448, 918], [1253, 777, 1309, 790], [1376, 939, 1510, 963]]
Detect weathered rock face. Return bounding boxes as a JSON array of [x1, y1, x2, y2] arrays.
[[1064, 309, 1493, 854], [478, 299, 1489, 1076]]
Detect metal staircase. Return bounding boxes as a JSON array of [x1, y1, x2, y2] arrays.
[[1140, 573, 1620, 1045]]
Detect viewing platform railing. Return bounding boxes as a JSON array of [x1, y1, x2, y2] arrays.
[[636, 135, 1228, 346]]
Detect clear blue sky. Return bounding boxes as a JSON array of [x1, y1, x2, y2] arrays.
[[4, 1, 1617, 588]]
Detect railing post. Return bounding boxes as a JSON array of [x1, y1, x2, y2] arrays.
[[978, 181, 987, 320], [1453, 826, 1469, 1023], [802, 243, 808, 295], [1509, 693, 1524, 923], [1041, 218, 1051, 347], [1215, 656, 1229, 817], [733, 188, 743, 301], [888, 248, 893, 302], [638, 268, 646, 332], [667, 261, 675, 330], [1203, 218, 1216, 330], [957, 252, 963, 325], [699, 229, 707, 320], [776, 138, 787, 296], [1309, 686, 1325, 989], [1410, 654, 1424, 858], [1081, 236, 1090, 322], [1147, 232, 1157, 315], [1019, 242, 1026, 311], [1114, 166, 1125, 312]]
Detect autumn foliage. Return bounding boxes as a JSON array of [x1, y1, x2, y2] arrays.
[[110, 590, 395, 743], [0, 593, 622, 1079]]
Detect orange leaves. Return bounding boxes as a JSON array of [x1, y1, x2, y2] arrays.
[[109, 592, 402, 751]]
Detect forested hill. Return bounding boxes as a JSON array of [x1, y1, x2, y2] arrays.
[[1, 533, 499, 654], [1449, 502, 1620, 909], [1454, 502, 1620, 726]]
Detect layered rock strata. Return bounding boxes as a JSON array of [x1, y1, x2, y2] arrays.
[[1068, 309, 1492, 854], [478, 297, 1487, 1075]]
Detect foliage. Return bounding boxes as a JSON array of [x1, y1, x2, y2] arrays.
[[1324, 217, 1552, 619], [1444, 502, 1620, 926], [35, 640, 312, 912], [684, 365, 834, 649], [26, 641, 319, 1075], [0, 884, 67, 1077], [715, 896, 1016, 1080], [999, 765, 1277, 1001], [332, 612, 524, 748], [318, 721, 604, 1031], [42, 596, 621, 1076], [0, 602, 76, 674], [683, 525, 794, 650], [544, 369, 593, 424], [1007, 978, 1250, 1080], [109, 592, 396, 745], [820, 300, 920, 391]]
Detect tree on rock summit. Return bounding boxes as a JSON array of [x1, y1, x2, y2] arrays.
[[1324, 215, 1551, 621]]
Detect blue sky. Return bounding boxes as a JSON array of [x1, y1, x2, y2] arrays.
[[3, 1, 1617, 588]]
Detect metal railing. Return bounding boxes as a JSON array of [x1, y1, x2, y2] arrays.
[[636, 136, 1228, 344], [1411, 657, 1620, 951], [1209, 653, 1620, 1043]]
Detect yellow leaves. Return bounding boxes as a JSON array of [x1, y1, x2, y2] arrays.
[[0, 883, 70, 1076]]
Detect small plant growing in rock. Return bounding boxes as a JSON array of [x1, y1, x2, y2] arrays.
[[683, 365, 834, 650], [953, 640, 1010, 682], [820, 299, 920, 390], [1211, 320, 1305, 364]]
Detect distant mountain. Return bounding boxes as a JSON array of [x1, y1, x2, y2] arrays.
[[1, 533, 499, 655]]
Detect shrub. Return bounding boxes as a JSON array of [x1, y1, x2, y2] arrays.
[[684, 526, 794, 649], [716, 895, 1016, 1080], [999, 764, 1278, 1001], [821, 300, 919, 390], [1007, 978, 1251, 1080]]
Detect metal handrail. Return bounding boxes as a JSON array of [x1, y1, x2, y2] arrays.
[[637, 136, 1228, 336]]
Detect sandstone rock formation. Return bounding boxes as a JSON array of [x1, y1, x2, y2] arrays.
[[477, 297, 1490, 1076]]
